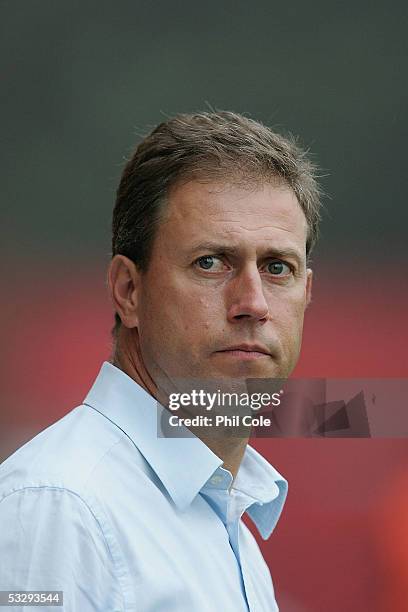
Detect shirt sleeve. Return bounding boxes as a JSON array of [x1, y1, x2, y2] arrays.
[[0, 486, 124, 612]]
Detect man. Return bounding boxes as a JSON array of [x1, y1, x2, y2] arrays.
[[0, 111, 321, 611]]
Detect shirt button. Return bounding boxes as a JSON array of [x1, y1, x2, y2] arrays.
[[210, 475, 223, 485]]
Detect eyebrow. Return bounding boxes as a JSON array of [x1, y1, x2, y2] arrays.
[[188, 242, 305, 266]]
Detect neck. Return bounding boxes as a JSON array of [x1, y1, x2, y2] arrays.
[[194, 432, 249, 481], [111, 328, 250, 481]]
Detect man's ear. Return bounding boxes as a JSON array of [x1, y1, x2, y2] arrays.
[[107, 255, 141, 328], [305, 268, 313, 309]]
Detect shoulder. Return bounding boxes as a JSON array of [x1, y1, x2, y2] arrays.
[[0, 407, 128, 601], [0, 405, 145, 607], [0, 404, 125, 500], [0, 476, 125, 608]]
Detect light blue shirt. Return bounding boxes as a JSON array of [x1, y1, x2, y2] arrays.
[[0, 362, 288, 611]]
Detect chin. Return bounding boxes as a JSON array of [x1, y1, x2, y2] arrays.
[[216, 361, 283, 380]]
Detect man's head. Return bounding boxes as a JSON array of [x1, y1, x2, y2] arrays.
[[108, 111, 322, 391]]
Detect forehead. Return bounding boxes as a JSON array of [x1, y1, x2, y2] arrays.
[[159, 180, 308, 255]]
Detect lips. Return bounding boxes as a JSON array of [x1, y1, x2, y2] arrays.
[[216, 344, 271, 356]]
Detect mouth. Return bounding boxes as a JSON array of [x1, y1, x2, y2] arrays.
[[214, 344, 272, 360]]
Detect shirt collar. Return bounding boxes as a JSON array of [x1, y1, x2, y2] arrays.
[[83, 362, 222, 510], [232, 445, 288, 539], [83, 361, 287, 538]]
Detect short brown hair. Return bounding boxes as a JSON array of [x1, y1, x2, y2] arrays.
[[111, 110, 323, 337]]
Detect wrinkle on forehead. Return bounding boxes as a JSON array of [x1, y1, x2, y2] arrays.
[[220, 223, 298, 237], [161, 180, 308, 250], [168, 179, 296, 212]]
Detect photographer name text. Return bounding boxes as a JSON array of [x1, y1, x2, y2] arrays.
[[168, 414, 273, 427]]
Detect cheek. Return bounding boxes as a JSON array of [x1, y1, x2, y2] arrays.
[[268, 285, 306, 316], [176, 296, 217, 339], [270, 291, 307, 341], [144, 284, 216, 346]]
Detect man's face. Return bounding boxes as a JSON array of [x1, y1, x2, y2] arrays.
[[135, 179, 312, 388]]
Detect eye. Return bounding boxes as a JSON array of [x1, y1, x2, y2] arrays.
[[195, 255, 225, 272], [266, 260, 292, 276]]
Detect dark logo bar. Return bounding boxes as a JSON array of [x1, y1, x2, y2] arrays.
[[156, 379, 408, 438]]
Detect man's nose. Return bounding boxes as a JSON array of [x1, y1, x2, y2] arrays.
[[226, 267, 269, 324]]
